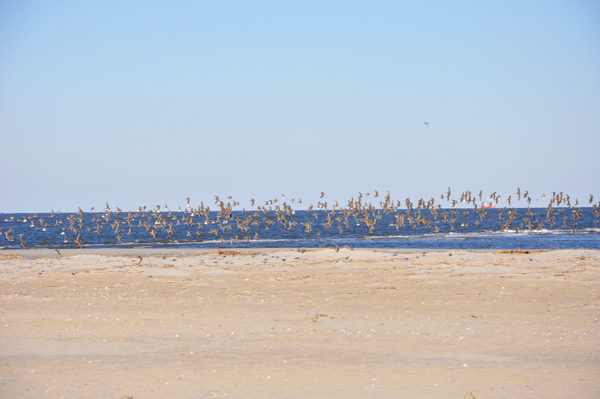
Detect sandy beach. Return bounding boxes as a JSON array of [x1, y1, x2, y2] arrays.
[[1, 248, 599, 398]]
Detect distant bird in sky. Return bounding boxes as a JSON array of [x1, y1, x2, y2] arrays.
[[424, 120, 430, 127]]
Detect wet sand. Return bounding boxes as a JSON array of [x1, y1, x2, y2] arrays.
[[1, 248, 599, 398]]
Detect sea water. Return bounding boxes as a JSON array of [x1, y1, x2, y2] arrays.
[[1, 207, 599, 250]]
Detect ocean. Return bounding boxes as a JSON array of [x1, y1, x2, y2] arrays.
[[1, 205, 599, 250]]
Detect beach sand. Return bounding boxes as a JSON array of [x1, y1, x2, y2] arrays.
[[1, 248, 599, 398]]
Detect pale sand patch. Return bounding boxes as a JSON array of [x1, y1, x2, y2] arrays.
[[0, 248, 599, 398]]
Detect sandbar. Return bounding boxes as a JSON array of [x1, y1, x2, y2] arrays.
[[1, 248, 599, 398]]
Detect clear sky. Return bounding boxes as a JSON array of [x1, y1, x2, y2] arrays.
[[1, 1, 599, 212]]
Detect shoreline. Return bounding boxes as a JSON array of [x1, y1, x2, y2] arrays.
[[1, 246, 545, 260]]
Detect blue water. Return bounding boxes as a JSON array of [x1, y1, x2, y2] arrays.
[[1, 206, 599, 250]]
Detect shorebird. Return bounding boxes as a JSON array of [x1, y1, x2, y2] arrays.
[[12, 187, 596, 249], [18, 234, 26, 249]]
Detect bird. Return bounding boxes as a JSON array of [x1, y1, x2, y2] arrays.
[[9, 187, 595, 251], [18, 234, 27, 249], [424, 120, 430, 127]]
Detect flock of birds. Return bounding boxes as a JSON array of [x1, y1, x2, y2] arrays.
[[2, 188, 599, 249]]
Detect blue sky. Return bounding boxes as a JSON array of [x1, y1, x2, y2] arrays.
[[1, 1, 599, 212]]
